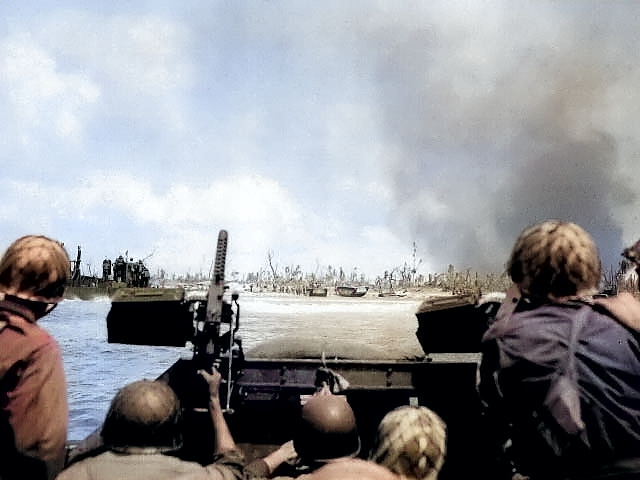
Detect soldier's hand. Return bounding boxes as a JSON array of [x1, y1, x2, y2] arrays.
[[278, 440, 298, 464], [198, 366, 222, 399], [315, 382, 333, 396]]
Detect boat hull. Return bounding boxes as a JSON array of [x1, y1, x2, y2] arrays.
[[414, 294, 495, 354], [64, 286, 117, 300], [306, 287, 328, 297], [89, 226, 500, 479], [335, 286, 368, 297], [106, 288, 200, 347], [76, 292, 502, 480], [158, 354, 489, 479]]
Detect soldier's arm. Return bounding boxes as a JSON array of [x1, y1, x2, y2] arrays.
[[198, 367, 238, 455], [10, 340, 68, 479]]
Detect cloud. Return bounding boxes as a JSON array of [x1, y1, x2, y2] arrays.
[[1, 33, 101, 145], [3, 2, 640, 282], [0, 172, 410, 278], [368, 2, 640, 271]]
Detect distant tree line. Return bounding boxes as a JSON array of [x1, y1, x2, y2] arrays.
[[156, 248, 639, 297]]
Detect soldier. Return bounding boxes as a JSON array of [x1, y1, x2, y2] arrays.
[[0, 235, 70, 480], [102, 258, 111, 282], [56, 368, 244, 480], [245, 394, 361, 479], [126, 259, 135, 287], [478, 220, 640, 480], [137, 260, 145, 287], [140, 263, 151, 288], [114, 256, 125, 283], [370, 406, 447, 480]]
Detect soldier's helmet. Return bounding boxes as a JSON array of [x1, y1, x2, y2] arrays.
[[507, 220, 601, 299], [370, 406, 447, 480], [101, 380, 183, 452], [293, 394, 360, 464], [0, 235, 70, 303]]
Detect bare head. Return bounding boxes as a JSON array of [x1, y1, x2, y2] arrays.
[[0, 235, 69, 305], [507, 220, 601, 299], [370, 406, 446, 480], [101, 380, 182, 452]]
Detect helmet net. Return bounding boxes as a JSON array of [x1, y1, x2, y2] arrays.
[[507, 220, 601, 298], [370, 406, 447, 480]]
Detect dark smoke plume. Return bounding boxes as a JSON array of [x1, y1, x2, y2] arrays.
[[369, 3, 637, 273]]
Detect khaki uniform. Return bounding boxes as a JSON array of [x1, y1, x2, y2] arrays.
[[0, 299, 68, 480], [56, 449, 245, 480]]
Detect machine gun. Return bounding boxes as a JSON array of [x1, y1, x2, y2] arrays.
[[192, 230, 242, 411], [68, 231, 244, 467], [106, 230, 245, 414]]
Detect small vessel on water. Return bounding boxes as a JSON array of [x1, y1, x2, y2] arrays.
[[71, 230, 502, 480], [306, 285, 328, 297], [63, 246, 152, 300], [335, 285, 369, 297], [377, 288, 408, 297]]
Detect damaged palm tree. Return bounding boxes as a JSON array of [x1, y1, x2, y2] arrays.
[[623, 239, 640, 289]]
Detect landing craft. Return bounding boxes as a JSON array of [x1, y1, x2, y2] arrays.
[[68, 230, 504, 479], [63, 245, 152, 300], [335, 285, 369, 297]]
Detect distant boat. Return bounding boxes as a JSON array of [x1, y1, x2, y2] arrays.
[[335, 285, 369, 297], [64, 285, 120, 301], [306, 286, 328, 297], [377, 289, 408, 297], [63, 245, 151, 300]]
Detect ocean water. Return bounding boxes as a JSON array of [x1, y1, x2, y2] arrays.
[[41, 293, 427, 441]]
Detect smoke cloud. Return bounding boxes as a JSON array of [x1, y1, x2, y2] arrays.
[[367, 2, 639, 272]]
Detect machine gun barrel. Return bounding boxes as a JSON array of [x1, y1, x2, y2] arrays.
[[190, 230, 244, 413], [194, 230, 230, 364]]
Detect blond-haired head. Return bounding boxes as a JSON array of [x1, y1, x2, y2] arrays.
[[370, 406, 446, 480], [507, 220, 601, 298]]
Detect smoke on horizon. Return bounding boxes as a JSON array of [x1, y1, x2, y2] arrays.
[[368, 3, 639, 273]]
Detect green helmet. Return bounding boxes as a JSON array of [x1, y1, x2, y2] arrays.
[[0, 235, 69, 303], [293, 395, 360, 463]]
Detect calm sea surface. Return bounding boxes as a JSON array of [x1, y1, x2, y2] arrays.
[[41, 292, 428, 441]]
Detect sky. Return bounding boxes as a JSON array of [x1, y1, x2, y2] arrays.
[[1, 1, 640, 281]]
